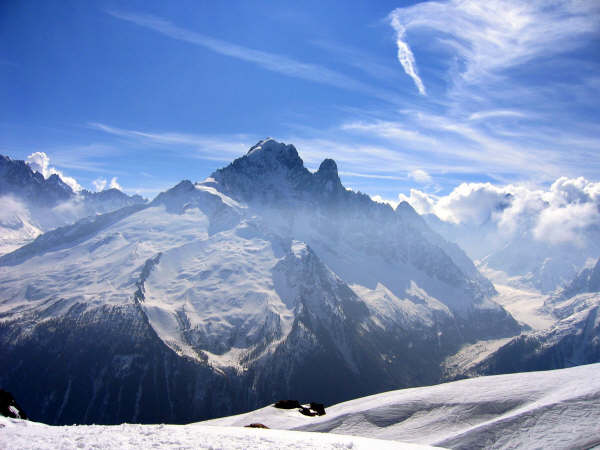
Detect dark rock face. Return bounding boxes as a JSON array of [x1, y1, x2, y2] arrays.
[[0, 305, 251, 425], [0, 389, 27, 420]]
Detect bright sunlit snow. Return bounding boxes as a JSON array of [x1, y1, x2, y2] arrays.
[[0, 420, 439, 450]]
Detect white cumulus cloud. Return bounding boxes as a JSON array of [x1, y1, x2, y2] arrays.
[[92, 177, 122, 192], [398, 176, 600, 246], [109, 177, 122, 191], [26, 152, 82, 192]]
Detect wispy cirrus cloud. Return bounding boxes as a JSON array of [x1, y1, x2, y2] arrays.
[[389, 0, 600, 86], [468, 110, 528, 121], [89, 122, 252, 162], [338, 108, 600, 184], [107, 10, 402, 104], [341, 1, 600, 190], [389, 15, 426, 95]]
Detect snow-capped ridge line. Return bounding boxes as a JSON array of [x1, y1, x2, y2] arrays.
[[0, 204, 147, 267]]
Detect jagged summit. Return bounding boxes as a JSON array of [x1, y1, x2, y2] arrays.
[[244, 138, 303, 169], [211, 139, 309, 203], [247, 138, 291, 154]]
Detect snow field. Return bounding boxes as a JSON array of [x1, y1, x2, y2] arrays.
[[0, 419, 440, 450]]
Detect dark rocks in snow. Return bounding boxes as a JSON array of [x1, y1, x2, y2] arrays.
[[274, 400, 301, 409], [273, 400, 325, 417], [299, 406, 317, 417], [310, 402, 326, 416], [274, 400, 326, 416], [245, 423, 269, 429], [0, 389, 27, 420]]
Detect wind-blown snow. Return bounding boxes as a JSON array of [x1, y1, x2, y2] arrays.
[[0, 420, 439, 450], [206, 363, 600, 449]]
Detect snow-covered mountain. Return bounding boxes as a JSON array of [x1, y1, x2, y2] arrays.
[[205, 363, 600, 450], [0, 139, 520, 425], [0, 154, 146, 255], [558, 257, 600, 300]]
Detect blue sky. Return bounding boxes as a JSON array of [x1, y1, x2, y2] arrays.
[[1, 0, 599, 200]]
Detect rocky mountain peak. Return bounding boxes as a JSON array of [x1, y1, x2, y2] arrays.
[[317, 158, 338, 176], [314, 158, 342, 193], [245, 138, 303, 170]]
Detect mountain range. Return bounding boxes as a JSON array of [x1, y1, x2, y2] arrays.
[[0, 139, 598, 426], [0, 154, 145, 255]]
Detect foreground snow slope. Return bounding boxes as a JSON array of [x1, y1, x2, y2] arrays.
[[0, 420, 440, 450], [206, 363, 600, 449]]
